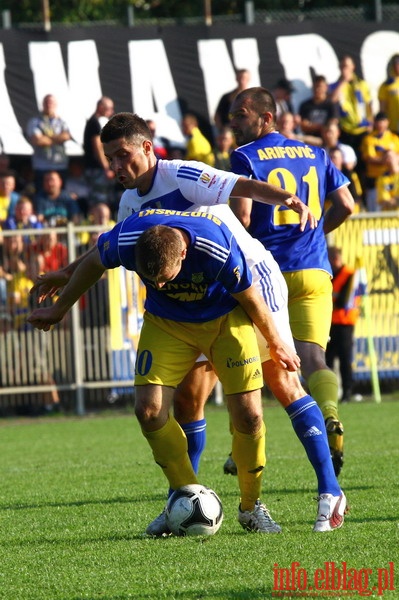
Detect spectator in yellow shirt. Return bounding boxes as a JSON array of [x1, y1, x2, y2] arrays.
[[378, 54, 399, 136], [181, 113, 215, 166], [360, 112, 399, 211], [329, 55, 373, 198]]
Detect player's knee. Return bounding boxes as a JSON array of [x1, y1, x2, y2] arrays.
[[233, 410, 263, 435], [134, 402, 162, 426], [296, 349, 328, 380], [269, 374, 307, 407]]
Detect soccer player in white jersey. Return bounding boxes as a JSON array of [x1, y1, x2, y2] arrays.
[[30, 113, 347, 534]]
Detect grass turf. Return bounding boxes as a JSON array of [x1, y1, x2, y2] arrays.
[[0, 398, 398, 599]]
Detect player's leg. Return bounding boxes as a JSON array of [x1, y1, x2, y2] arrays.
[[262, 361, 347, 532], [284, 270, 344, 476], [256, 297, 346, 531], [135, 384, 198, 490], [134, 313, 201, 535], [174, 360, 218, 474], [336, 324, 355, 403], [212, 306, 281, 533], [263, 362, 341, 488], [325, 325, 337, 373], [147, 362, 218, 536], [296, 339, 344, 477]]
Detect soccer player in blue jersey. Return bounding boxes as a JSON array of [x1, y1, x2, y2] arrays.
[[28, 208, 336, 534], [30, 113, 348, 534], [228, 87, 355, 478]]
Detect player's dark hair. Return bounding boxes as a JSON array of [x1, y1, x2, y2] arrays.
[[235, 87, 277, 121], [135, 225, 183, 279], [100, 112, 151, 144]]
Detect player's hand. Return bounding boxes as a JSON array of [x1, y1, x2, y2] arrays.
[[285, 196, 318, 231], [269, 342, 301, 371], [26, 306, 65, 331], [29, 270, 70, 303]]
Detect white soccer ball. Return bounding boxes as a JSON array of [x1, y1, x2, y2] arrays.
[[165, 484, 223, 536]]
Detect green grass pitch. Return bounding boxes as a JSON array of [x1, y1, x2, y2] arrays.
[[0, 397, 398, 599]]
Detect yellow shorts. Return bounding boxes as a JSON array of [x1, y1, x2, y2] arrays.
[[134, 306, 263, 395], [283, 269, 332, 349]]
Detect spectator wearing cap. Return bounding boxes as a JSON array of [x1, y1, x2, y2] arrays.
[[360, 111, 399, 211], [378, 54, 399, 136]]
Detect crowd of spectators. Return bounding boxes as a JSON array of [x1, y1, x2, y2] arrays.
[[1, 53, 398, 340]]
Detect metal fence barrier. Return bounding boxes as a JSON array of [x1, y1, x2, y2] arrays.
[[1, 214, 398, 415], [0, 224, 143, 416]]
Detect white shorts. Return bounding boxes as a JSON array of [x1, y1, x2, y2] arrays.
[[196, 256, 295, 364]]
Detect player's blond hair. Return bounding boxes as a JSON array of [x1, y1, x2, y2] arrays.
[[135, 225, 183, 279]]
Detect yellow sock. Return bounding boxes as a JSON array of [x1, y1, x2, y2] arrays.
[[307, 369, 339, 421], [232, 422, 266, 512], [142, 416, 198, 490]]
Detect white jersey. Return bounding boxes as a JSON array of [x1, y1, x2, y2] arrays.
[[118, 158, 294, 359]]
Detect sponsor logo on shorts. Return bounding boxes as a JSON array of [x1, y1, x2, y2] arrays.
[[251, 368, 262, 380], [226, 356, 260, 368]]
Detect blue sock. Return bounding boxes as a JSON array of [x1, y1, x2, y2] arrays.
[[168, 419, 206, 498], [285, 396, 341, 496]]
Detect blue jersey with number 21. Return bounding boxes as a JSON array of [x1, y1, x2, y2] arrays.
[[230, 132, 350, 274]]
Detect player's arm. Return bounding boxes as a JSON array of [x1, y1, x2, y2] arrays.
[[231, 285, 300, 372], [30, 245, 98, 303], [229, 197, 253, 229], [27, 248, 106, 331], [323, 185, 355, 235], [231, 178, 317, 231]]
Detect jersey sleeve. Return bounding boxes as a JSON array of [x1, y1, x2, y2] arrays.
[[175, 160, 241, 207], [216, 235, 252, 294], [230, 149, 252, 178], [97, 222, 123, 269]]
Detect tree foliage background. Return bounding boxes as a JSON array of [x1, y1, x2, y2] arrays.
[[3, 0, 366, 25]]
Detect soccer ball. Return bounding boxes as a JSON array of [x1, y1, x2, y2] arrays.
[[165, 484, 223, 536]]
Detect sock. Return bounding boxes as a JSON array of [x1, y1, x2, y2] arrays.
[[142, 415, 198, 491], [285, 396, 341, 496], [307, 369, 339, 422], [181, 418, 206, 474], [232, 422, 266, 512], [166, 419, 207, 498]]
